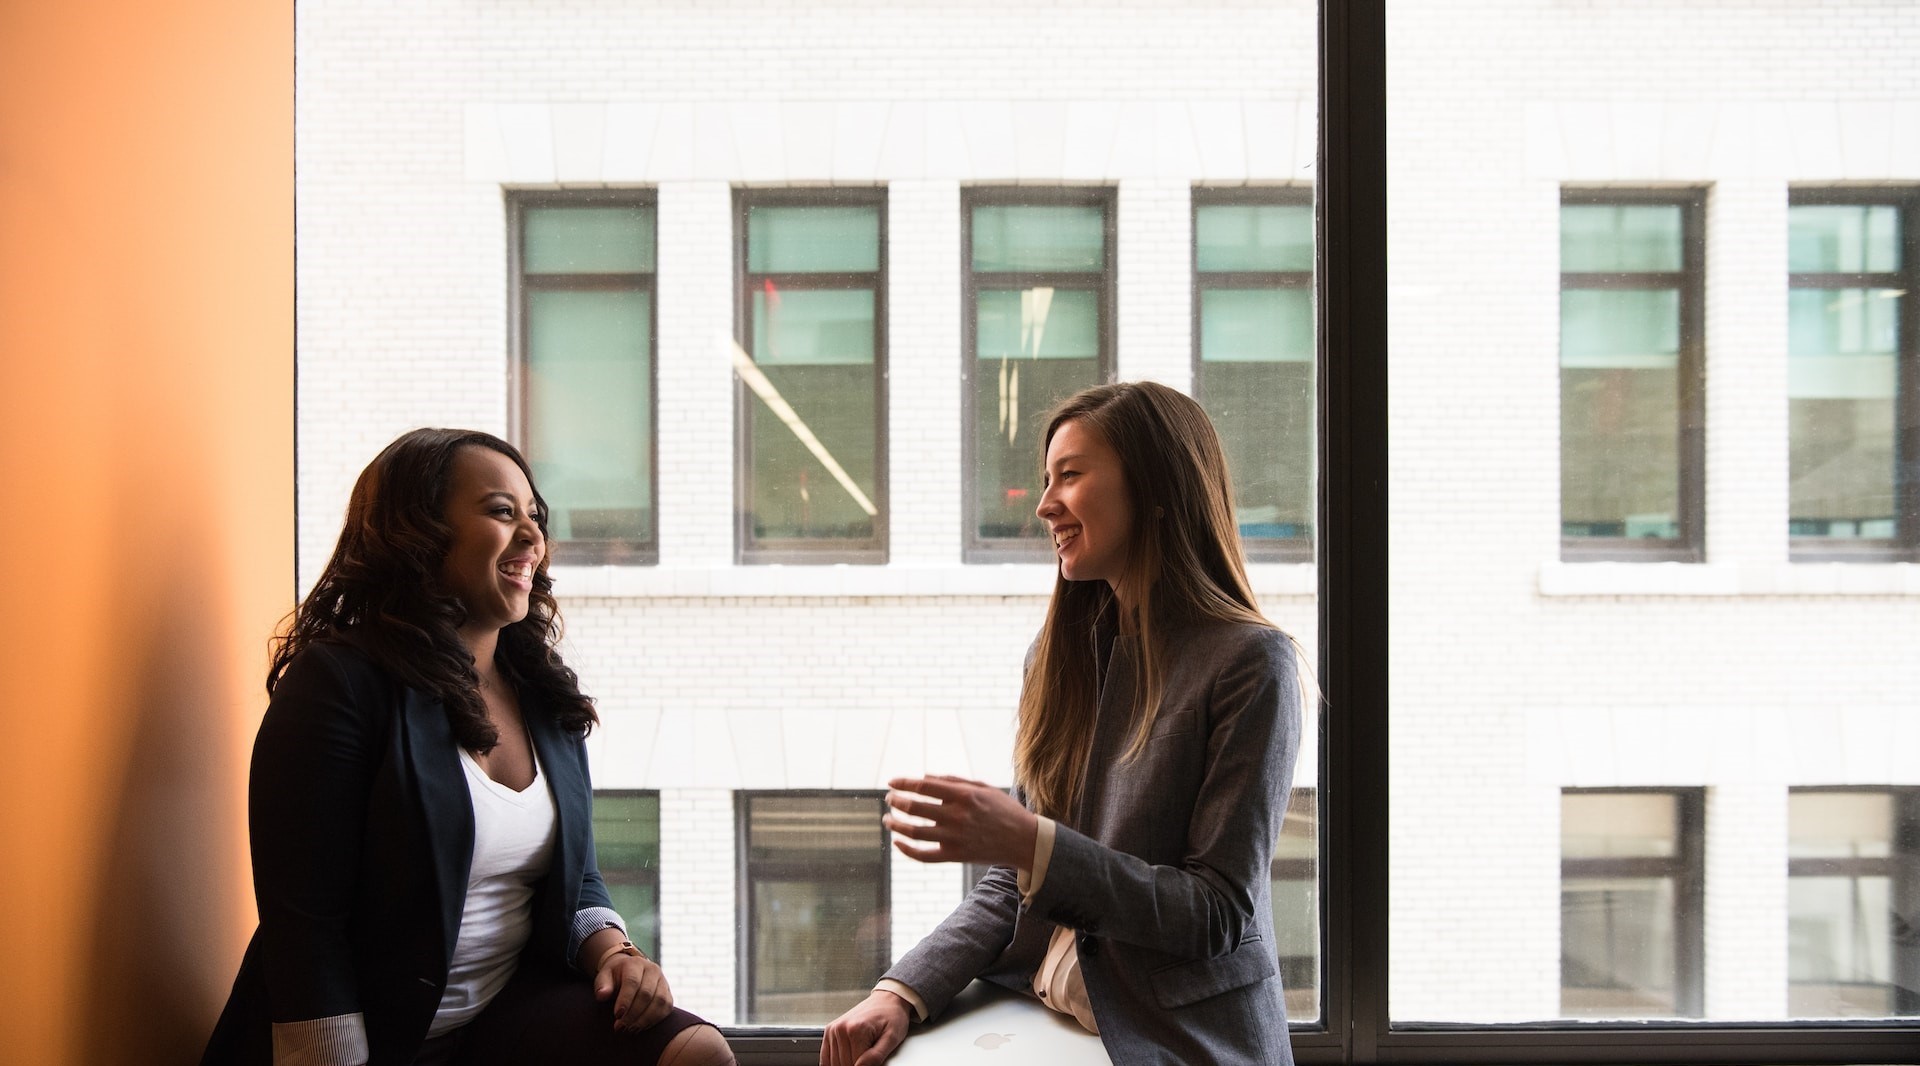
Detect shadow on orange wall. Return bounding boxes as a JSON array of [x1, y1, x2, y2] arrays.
[[0, 3, 291, 1063]]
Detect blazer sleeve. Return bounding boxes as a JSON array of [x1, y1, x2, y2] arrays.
[[879, 857, 1027, 1018], [249, 643, 387, 1030], [1026, 627, 1302, 961]]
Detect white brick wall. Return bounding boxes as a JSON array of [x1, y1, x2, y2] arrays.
[[296, 0, 1918, 1028]]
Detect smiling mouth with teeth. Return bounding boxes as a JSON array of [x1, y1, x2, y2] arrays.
[[498, 562, 533, 581], [1053, 529, 1079, 551]]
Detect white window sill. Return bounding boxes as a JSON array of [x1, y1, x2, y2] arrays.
[[551, 562, 1318, 600], [1538, 561, 1920, 597]]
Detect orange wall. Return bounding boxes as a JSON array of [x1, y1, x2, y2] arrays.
[[0, 2, 291, 1062]]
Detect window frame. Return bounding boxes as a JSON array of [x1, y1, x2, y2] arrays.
[[1785, 186, 1920, 563], [1558, 787, 1707, 1019], [959, 185, 1118, 563], [1191, 184, 1317, 564], [507, 189, 661, 566], [734, 790, 892, 1026], [1556, 186, 1708, 563], [1787, 786, 1920, 1017], [728, 5, 1920, 1061], [732, 187, 890, 565]]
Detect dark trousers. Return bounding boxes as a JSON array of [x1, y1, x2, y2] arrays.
[[414, 970, 710, 1066]]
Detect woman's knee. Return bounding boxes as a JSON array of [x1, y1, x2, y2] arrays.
[[657, 1023, 734, 1066]]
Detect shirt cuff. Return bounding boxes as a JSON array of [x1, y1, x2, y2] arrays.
[[571, 906, 629, 968], [1016, 815, 1057, 905], [271, 1013, 368, 1066], [875, 978, 930, 1022]]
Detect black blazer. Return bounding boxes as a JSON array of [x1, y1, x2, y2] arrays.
[[202, 640, 614, 1066]]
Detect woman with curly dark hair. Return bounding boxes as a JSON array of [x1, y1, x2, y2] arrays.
[[203, 428, 732, 1066]]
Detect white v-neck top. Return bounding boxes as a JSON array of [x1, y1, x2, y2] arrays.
[[427, 745, 558, 1036]]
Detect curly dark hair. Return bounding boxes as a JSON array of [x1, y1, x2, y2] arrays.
[[269, 427, 597, 748]]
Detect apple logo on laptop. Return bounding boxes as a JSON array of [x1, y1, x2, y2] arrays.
[[974, 1033, 1014, 1051]]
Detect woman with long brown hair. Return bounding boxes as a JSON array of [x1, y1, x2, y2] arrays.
[[823, 382, 1306, 1065], [203, 428, 731, 1066]]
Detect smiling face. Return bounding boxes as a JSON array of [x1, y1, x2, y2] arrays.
[[1037, 417, 1136, 594], [437, 445, 546, 641]]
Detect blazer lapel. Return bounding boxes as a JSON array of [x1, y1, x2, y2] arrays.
[[400, 687, 474, 965]]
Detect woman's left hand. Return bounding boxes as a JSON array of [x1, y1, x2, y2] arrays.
[[883, 775, 1038, 869], [595, 951, 675, 1032]]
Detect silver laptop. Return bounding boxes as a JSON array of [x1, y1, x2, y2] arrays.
[[888, 980, 1110, 1064]]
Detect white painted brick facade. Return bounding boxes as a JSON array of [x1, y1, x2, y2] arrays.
[[296, 0, 1918, 1028]]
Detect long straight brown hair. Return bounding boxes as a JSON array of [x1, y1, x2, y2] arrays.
[[1014, 381, 1278, 821]]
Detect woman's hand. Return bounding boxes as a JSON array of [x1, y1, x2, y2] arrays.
[[820, 989, 911, 1066], [882, 775, 1038, 869], [595, 950, 675, 1032]]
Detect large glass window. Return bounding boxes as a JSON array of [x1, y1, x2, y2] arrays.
[[1788, 788, 1920, 1017], [1788, 192, 1917, 560], [593, 790, 662, 959], [1559, 192, 1705, 560], [1560, 789, 1704, 1019], [1194, 189, 1316, 561], [736, 191, 887, 563], [513, 196, 657, 563], [739, 793, 890, 1024], [964, 189, 1114, 559]]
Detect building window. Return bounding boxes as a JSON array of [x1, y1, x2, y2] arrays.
[[964, 188, 1115, 560], [1788, 788, 1920, 1017], [1271, 787, 1320, 1022], [735, 190, 887, 564], [739, 792, 890, 1024], [592, 790, 662, 959], [1559, 191, 1705, 561], [1560, 789, 1705, 1018], [511, 195, 658, 564], [1787, 190, 1918, 561], [1193, 188, 1316, 562]]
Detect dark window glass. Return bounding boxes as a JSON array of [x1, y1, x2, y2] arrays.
[[1194, 190, 1315, 559], [740, 792, 889, 1024], [737, 192, 887, 563], [515, 198, 658, 563], [964, 191, 1114, 558]]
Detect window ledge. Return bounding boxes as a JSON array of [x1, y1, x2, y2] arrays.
[[1539, 561, 1920, 597], [552, 561, 1317, 600]]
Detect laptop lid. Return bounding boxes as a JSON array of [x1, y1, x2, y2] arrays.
[[887, 980, 1110, 1065]]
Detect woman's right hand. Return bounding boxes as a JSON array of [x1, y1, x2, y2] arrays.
[[820, 989, 911, 1066]]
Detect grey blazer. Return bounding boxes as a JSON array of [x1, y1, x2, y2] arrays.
[[884, 614, 1302, 1065]]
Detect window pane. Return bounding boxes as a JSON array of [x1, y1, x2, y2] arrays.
[[748, 205, 882, 273], [972, 287, 1100, 541], [744, 795, 888, 1024], [1562, 877, 1679, 1017], [1789, 205, 1901, 273], [1196, 203, 1314, 272], [1201, 288, 1313, 364], [1787, 790, 1914, 1017], [593, 792, 661, 958], [1561, 205, 1683, 273], [526, 205, 656, 274], [740, 197, 884, 555], [970, 205, 1105, 272], [1199, 358, 1313, 542], [1272, 789, 1320, 1022], [1789, 199, 1906, 546], [527, 289, 652, 543], [749, 361, 878, 541], [752, 289, 876, 366]]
